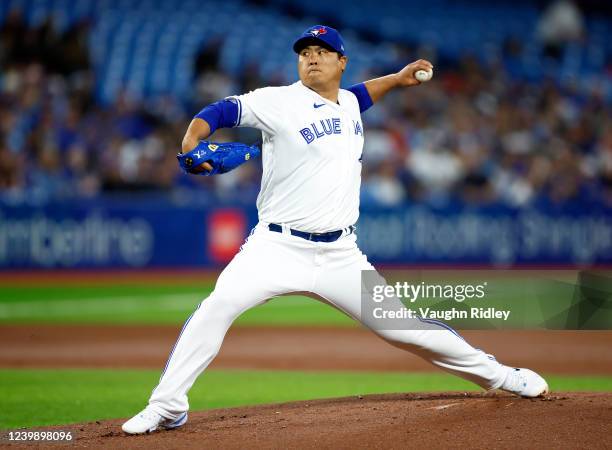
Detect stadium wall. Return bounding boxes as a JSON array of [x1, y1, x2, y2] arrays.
[[0, 199, 610, 268]]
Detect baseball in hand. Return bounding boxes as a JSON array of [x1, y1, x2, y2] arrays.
[[415, 69, 433, 82]]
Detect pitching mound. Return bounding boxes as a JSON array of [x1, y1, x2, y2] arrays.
[[6, 392, 611, 449]]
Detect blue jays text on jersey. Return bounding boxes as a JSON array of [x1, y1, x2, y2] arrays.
[[299, 118, 363, 144]]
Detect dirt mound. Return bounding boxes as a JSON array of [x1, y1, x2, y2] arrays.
[[3, 392, 610, 449], [2, 325, 611, 374]]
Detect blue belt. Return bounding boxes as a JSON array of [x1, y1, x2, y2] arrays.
[[268, 223, 355, 242]]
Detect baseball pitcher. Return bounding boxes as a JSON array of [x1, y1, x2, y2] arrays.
[[122, 25, 548, 434]]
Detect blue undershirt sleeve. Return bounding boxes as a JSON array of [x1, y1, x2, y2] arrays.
[[194, 98, 240, 135], [347, 83, 374, 113]]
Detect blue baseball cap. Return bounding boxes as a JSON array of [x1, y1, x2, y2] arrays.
[[293, 25, 346, 56]]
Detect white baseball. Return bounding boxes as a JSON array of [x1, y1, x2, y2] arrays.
[[415, 69, 433, 82]]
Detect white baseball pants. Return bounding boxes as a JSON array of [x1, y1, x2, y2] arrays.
[[148, 223, 507, 418]]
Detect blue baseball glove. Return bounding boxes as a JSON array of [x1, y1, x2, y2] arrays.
[[177, 141, 261, 176]]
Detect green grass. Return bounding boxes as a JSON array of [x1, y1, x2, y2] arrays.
[[0, 284, 354, 326], [0, 369, 610, 430], [3, 270, 611, 328]]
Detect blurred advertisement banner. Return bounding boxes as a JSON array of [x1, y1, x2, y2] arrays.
[[207, 209, 247, 264], [0, 198, 234, 268], [356, 205, 612, 265], [0, 199, 610, 268]]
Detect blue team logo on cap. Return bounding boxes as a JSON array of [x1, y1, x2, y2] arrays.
[[293, 24, 345, 55], [309, 27, 328, 37]]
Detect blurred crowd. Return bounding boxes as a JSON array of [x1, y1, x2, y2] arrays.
[[0, 7, 611, 209], [360, 52, 612, 209]]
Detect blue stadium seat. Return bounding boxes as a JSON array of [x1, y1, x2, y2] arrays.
[[1, 0, 609, 103]]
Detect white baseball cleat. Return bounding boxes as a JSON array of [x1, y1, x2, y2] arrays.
[[500, 367, 549, 398], [122, 408, 188, 434]]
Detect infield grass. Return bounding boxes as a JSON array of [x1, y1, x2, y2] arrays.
[[1, 369, 611, 430]]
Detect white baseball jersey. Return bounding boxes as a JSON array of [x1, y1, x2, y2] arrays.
[[231, 81, 365, 233], [145, 82, 512, 421]]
